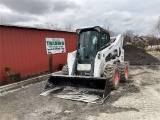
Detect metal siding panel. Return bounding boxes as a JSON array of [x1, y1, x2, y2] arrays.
[[53, 32, 64, 69], [21, 28, 30, 76], [0, 26, 77, 83], [30, 29, 38, 74], [3, 28, 13, 74], [0, 27, 3, 83], [41, 30, 48, 71], [1, 27, 12, 82], [0, 26, 2, 83], [52, 31, 77, 69]]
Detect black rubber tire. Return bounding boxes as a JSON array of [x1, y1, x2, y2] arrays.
[[104, 64, 120, 90], [118, 61, 129, 82], [44, 81, 54, 90], [61, 64, 69, 75]]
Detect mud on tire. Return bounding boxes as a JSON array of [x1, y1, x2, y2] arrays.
[[104, 64, 120, 90], [118, 61, 129, 82], [61, 64, 69, 75]]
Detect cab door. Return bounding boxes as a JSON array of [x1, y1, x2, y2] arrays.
[[99, 32, 110, 50]]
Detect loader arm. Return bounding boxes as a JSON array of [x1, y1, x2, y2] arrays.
[[94, 34, 124, 77]]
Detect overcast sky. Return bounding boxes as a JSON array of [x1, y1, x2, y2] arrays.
[[0, 0, 160, 35]]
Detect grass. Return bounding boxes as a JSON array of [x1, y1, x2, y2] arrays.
[[147, 51, 160, 55]]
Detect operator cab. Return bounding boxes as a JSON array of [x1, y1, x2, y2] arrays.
[[77, 26, 110, 64]]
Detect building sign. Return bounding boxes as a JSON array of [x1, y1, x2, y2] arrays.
[[46, 38, 66, 54]]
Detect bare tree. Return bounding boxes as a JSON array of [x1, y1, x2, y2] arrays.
[[44, 22, 56, 30], [103, 19, 118, 36], [123, 30, 135, 45], [155, 17, 160, 35], [151, 16, 160, 38], [151, 28, 157, 37], [33, 24, 44, 29], [65, 23, 73, 32], [124, 30, 134, 38], [33, 23, 61, 30], [146, 16, 160, 46], [147, 34, 159, 46], [109, 28, 118, 36], [0, 17, 6, 25], [103, 19, 112, 31]]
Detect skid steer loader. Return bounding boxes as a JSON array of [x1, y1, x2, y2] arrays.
[[42, 26, 129, 104]]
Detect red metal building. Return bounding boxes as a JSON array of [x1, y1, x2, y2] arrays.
[[0, 25, 77, 84]]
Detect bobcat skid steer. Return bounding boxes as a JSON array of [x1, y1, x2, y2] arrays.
[[41, 26, 129, 104]]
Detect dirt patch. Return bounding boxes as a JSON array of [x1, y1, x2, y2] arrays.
[[156, 88, 160, 93], [121, 84, 140, 93], [140, 81, 152, 86], [124, 45, 160, 65], [1, 66, 160, 120]]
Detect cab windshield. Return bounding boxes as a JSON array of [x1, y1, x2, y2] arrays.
[[78, 30, 98, 63]]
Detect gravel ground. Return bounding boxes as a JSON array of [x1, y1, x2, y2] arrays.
[[1, 65, 160, 120]]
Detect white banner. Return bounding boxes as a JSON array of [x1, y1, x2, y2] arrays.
[[46, 38, 66, 54]]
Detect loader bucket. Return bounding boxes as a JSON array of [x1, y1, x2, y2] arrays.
[[43, 74, 111, 104]]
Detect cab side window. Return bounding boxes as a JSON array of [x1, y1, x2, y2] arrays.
[[101, 33, 109, 47]]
